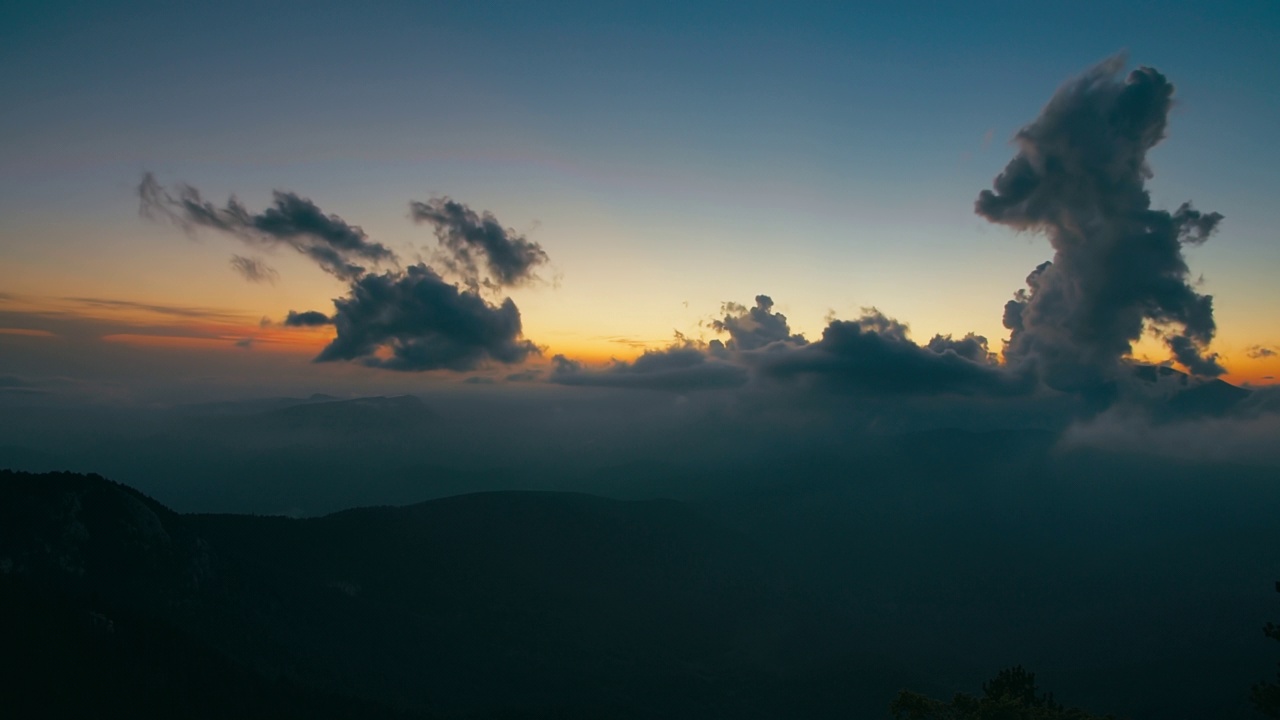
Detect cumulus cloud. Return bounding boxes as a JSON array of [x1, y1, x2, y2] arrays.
[[282, 310, 333, 327], [229, 255, 279, 284], [1247, 345, 1277, 359], [410, 197, 548, 290], [756, 308, 1030, 397], [547, 296, 1017, 399], [315, 264, 539, 372], [549, 342, 747, 392], [926, 333, 997, 364], [710, 295, 806, 351], [139, 173, 396, 281], [976, 56, 1225, 390], [142, 173, 549, 374]]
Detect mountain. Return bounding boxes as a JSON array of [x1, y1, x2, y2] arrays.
[[0, 469, 813, 719], [0, 470, 415, 719]]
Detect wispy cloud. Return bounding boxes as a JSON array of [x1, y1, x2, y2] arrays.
[[139, 173, 396, 281], [410, 196, 548, 291], [229, 255, 280, 284], [61, 297, 248, 322]]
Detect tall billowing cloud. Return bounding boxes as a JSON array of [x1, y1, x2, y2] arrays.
[[317, 265, 539, 371], [410, 197, 548, 290], [141, 174, 543, 372], [976, 56, 1225, 390], [139, 173, 395, 280]]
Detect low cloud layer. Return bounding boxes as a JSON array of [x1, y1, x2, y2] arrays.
[[976, 56, 1224, 390], [550, 343, 747, 392], [1061, 387, 1280, 466]]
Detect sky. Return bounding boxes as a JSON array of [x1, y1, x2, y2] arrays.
[[2, 0, 1279, 401]]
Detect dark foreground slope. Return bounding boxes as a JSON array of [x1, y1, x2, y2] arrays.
[[3, 443, 1278, 720], [0, 470, 416, 719], [187, 491, 809, 718], [701, 429, 1280, 720], [0, 470, 819, 719]]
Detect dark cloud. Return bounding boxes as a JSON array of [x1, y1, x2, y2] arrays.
[[549, 343, 747, 392], [234, 337, 254, 349], [462, 376, 495, 384], [283, 310, 333, 327], [757, 308, 1030, 397], [505, 369, 542, 383], [1247, 345, 1277, 359], [710, 295, 806, 351], [1167, 334, 1222, 377], [976, 56, 1225, 389], [141, 175, 555, 375], [410, 197, 548, 289], [311, 264, 539, 372], [139, 173, 396, 281], [229, 255, 279, 284], [926, 333, 997, 364]]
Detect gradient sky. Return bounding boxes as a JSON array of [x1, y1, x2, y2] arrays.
[[2, 0, 1278, 399]]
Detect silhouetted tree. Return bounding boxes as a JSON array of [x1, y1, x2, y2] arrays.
[[890, 665, 1116, 720], [1253, 581, 1280, 717]]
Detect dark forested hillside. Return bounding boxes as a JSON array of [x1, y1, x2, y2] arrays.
[[2, 460, 1277, 719], [0, 470, 813, 718]]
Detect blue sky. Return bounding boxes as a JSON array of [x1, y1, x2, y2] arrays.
[[2, 0, 1278, 390]]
